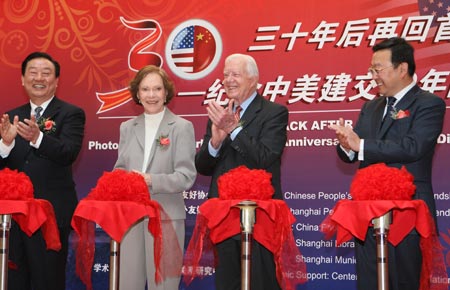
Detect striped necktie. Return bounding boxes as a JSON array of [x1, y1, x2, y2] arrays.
[[380, 97, 395, 129], [234, 106, 242, 122], [384, 97, 396, 120], [35, 106, 43, 120]]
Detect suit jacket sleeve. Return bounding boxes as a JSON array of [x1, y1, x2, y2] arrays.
[[335, 101, 372, 164]]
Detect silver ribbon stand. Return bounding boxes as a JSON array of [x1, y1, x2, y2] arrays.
[[0, 214, 11, 290], [109, 239, 120, 290], [372, 211, 392, 290], [236, 200, 258, 290]]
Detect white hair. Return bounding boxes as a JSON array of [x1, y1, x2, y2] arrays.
[[225, 53, 259, 77]]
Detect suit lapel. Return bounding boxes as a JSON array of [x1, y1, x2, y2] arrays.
[[378, 100, 395, 136], [378, 85, 418, 137], [374, 97, 386, 136], [143, 109, 175, 172], [240, 95, 263, 129], [133, 114, 146, 151], [41, 97, 61, 120], [395, 85, 418, 111]]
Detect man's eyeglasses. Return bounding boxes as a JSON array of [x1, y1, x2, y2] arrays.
[[368, 65, 393, 76]]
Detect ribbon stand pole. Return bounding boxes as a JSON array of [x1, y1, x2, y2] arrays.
[[109, 239, 120, 290], [0, 214, 11, 290], [236, 200, 258, 290], [372, 211, 392, 290]]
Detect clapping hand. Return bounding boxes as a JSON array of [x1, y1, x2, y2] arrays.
[[328, 118, 361, 152], [17, 115, 41, 144], [206, 100, 238, 148], [0, 114, 18, 146]]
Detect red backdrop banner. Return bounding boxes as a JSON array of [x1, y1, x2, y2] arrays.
[[1, 1, 449, 289]]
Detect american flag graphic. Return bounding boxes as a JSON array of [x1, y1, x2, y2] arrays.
[[417, 0, 450, 25], [170, 25, 216, 73], [364, 0, 450, 70]]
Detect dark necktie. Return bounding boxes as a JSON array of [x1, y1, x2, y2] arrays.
[[35, 106, 43, 120], [384, 97, 396, 120], [380, 97, 395, 129]]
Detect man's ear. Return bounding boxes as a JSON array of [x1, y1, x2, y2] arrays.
[[399, 62, 409, 77]]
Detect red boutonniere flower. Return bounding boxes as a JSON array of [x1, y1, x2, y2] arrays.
[[38, 117, 56, 134], [390, 109, 410, 120], [156, 134, 170, 148]]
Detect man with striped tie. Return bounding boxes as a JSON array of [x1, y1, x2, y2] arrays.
[[195, 53, 289, 290], [0, 52, 85, 290], [329, 37, 445, 290]]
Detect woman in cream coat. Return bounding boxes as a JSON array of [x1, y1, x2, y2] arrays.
[[114, 65, 196, 290]]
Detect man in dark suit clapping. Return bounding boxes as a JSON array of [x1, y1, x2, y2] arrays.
[[0, 52, 85, 290], [195, 53, 288, 290], [329, 37, 445, 290]]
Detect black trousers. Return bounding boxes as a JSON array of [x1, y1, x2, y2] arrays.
[[8, 221, 71, 290], [214, 235, 282, 290], [355, 227, 422, 290]]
